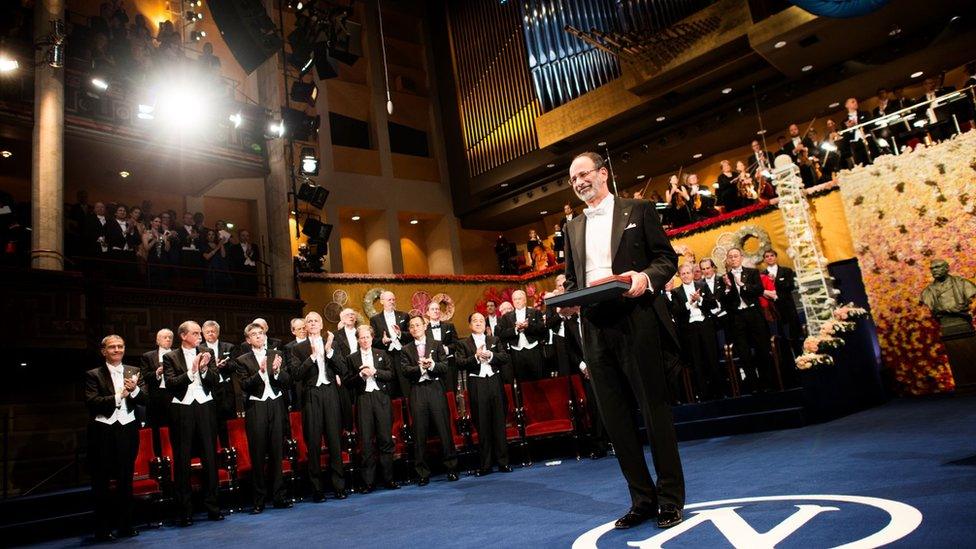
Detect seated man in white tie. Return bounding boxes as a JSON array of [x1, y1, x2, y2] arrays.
[[85, 334, 146, 541]]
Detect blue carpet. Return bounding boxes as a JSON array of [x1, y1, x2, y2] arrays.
[[37, 395, 976, 547]]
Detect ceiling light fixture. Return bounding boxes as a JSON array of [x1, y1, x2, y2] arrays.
[[409, 219, 419, 225], [774, 41, 787, 49], [546, 163, 555, 168], [692, 153, 703, 159], [636, 174, 646, 180], [801, 64, 813, 72], [597, 141, 607, 147], [1, 150, 13, 158], [655, 116, 666, 122], [721, 87, 732, 94], [539, 210, 548, 215], [828, 102, 840, 108], [910, 71, 924, 78], [119, 170, 130, 178], [351, 214, 361, 221]]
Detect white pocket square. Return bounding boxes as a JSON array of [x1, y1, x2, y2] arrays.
[[625, 222, 637, 230]]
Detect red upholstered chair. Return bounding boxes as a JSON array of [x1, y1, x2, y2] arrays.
[[225, 417, 297, 505], [131, 427, 170, 527], [519, 377, 582, 459], [287, 409, 354, 491], [504, 383, 531, 465]]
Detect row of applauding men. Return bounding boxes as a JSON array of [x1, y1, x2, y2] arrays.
[[664, 248, 802, 401], [85, 306, 545, 541]]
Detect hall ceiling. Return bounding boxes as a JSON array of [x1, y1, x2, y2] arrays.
[[438, 0, 976, 230]]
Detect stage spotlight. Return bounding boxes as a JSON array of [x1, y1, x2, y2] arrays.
[[185, 11, 204, 21], [190, 30, 207, 41], [299, 147, 319, 176], [282, 107, 320, 141], [290, 81, 318, 106], [91, 77, 108, 91], [297, 181, 329, 208], [229, 112, 243, 128], [0, 54, 18, 73], [155, 83, 207, 130], [137, 103, 154, 120], [266, 119, 285, 139]]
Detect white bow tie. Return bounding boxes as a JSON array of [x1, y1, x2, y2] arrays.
[[583, 206, 609, 219]]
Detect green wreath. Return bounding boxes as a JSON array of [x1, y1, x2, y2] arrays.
[[362, 287, 387, 319]]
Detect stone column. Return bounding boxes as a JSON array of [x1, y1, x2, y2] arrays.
[[255, 0, 295, 298], [31, 0, 65, 270]]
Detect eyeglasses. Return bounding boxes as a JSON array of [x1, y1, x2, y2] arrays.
[[570, 165, 603, 186]]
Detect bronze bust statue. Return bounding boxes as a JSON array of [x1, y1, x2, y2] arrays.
[[921, 259, 976, 337]]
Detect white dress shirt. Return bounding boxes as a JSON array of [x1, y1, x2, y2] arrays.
[[703, 276, 725, 317], [241, 243, 255, 266], [730, 268, 749, 310], [429, 322, 442, 341], [360, 350, 379, 392], [766, 265, 778, 279], [383, 311, 402, 351], [343, 326, 357, 355], [114, 219, 128, 250], [247, 348, 281, 401], [308, 335, 333, 386], [95, 363, 139, 425], [488, 315, 499, 333], [470, 334, 495, 378], [925, 91, 938, 123], [415, 337, 432, 382], [683, 282, 705, 323], [583, 194, 615, 285], [156, 348, 169, 388], [510, 308, 538, 350], [173, 347, 212, 405]]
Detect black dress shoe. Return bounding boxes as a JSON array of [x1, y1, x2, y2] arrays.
[[657, 504, 683, 528], [497, 465, 513, 473], [589, 449, 608, 460], [418, 477, 430, 486], [362, 484, 375, 494], [117, 527, 139, 538], [475, 468, 491, 477], [447, 472, 460, 482], [93, 532, 116, 542], [312, 491, 326, 503], [208, 511, 224, 521], [177, 517, 194, 528], [383, 481, 400, 490], [334, 489, 348, 500], [614, 507, 657, 530], [250, 506, 264, 515], [273, 500, 294, 509]]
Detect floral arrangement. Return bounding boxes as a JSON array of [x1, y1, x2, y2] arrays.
[[819, 319, 856, 337], [832, 302, 869, 321], [796, 353, 835, 370], [837, 132, 976, 394], [803, 335, 846, 354]]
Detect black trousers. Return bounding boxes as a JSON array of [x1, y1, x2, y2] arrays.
[[169, 401, 220, 517], [730, 306, 774, 392], [88, 421, 139, 536], [582, 301, 685, 510], [302, 383, 345, 494], [145, 394, 170, 455], [468, 374, 509, 470], [580, 375, 608, 448], [681, 318, 724, 400], [357, 391, 394, 485], [213, 375, 236, 449], [244, 398, 286, 507], [510, 346, 546, 382], [409, 382, 457, 479], [388, 349, 410, 399]]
